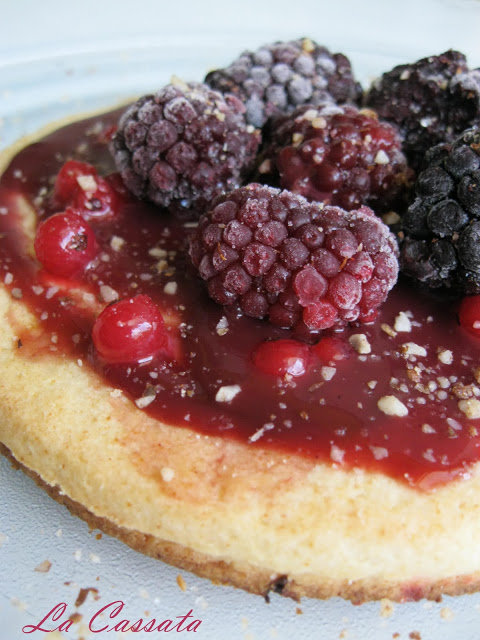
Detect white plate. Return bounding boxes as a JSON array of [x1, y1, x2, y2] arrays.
[[2, 1, 480, 638]]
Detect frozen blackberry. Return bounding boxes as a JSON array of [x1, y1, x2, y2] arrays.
[[205, 38, 362, 129], [400, 128, 480, 294], [256, 103, 412, 213], [189, 184, 398, 332], [365, 50, 480, 171], [110, 81, 260, 218]]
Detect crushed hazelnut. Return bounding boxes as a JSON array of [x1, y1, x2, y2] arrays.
[[99, 285, 119, 303], [76, 174, 97, 192], [34, 560, 52, 573], [377, 395, 409, 417], [163, 281, 178, 295], [458, 398, 480, 419], [110, 235, 125, 251], [215, 384, 241, 403], [321, 366, 336, 381], [381, 323, 397, 337], [401, 342, 427, 357], [394, 311, 412, 332], [349, 333, 371, 354], [216, 316, 229, 336], [437, 348, 453, 365]]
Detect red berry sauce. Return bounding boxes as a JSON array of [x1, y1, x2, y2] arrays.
[[1, 110, 480, 491]]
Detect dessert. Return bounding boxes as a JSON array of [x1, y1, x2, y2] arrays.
[[2, 41, 480, 605]]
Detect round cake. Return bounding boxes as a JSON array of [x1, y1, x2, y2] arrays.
[[2, 42, 480, 604]]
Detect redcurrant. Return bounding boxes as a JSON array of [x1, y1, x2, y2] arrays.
[[252, 339, 311, 377], [34, 210, 97, 277], [92, 295, 169, 364]]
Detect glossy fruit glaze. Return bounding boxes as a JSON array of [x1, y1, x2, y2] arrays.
[[1, 109, 480, 491]]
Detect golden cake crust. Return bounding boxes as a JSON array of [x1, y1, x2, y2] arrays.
[[2, 120, 480, 604]]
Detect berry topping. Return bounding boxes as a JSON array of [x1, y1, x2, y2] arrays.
[[110, 81, 260, 218], [312, 335, 352, 363], [365, 50, 480, 171], [92, 294, 169, 364], [252, 338, 312, 376], [34, 210, 97, 278], [400, 128, 480, 293], [205, 38, 362, 128], [459, 295, 480, 337], [53, 160, 118, 219], [189, 184, 398, 332], [257, 103, 412, 211]]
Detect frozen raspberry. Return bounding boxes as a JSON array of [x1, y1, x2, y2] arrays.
[[400, 128, 480, 294], [365, 50, 480, 171], [110, 81, 260, 218], [257, 103, 412, 212], [189, 184, 398, 332], [205, 38, 361, 128]]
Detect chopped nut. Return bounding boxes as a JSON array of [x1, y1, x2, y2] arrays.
[[381, 323, 397, 337], [401, 342, 427, 357], [135, 394, 156, 409], [367, 380, 377, 389], [382, 211, 401, 226], [215, 384, 241, 403], [394, 311, 412, 332], [377, 395, 409, 417], [110, 235, 125, 251], [163, 281, 178, 295], [422, 424, 436, 434], [452, 382, 477, 399], [348, 333, 371, 354], [34, 560, 52, 573], [474, 368, 480, 385], [407, 366, 422, 383], [321, 366, 336, 381], [76, 174, 97, 191], [370, 446, 388, 460], [216, 316, 229, 336], [149, 246, 168, 259], [374, 150, 390, 165], [99, 285, 119, 303], [437, 348, 453, 365], [176, 574, 187, 592], [458, 398, 480, 419]]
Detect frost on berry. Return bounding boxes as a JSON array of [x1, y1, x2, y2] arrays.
[[365, 50, 480, 171], [257, 103, 412, 212], [189, 184, 399, 333], [205, 38, 362, 128], [110, 82, 260, 218]]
